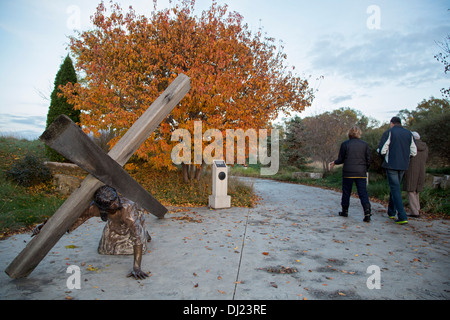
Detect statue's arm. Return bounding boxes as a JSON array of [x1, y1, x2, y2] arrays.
[[123, 207, 149, 280], [31, 219, 48, 237], [67, 202, 99, 233], [31, 203, 98, 237]]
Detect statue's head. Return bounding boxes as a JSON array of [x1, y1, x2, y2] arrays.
[[94, 186, 122, 221]]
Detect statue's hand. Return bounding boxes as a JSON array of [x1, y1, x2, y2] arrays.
[[127, 267, 150, 280], [128, 244, 149, 279], [31, 219, 48, 237]]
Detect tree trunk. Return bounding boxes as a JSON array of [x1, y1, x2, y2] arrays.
[[195, 161, 205, 181], [182, 162, 205, 183], [322, 160, 329, 173], [182, 163, 190, 183], [190, 164, 195, 181]]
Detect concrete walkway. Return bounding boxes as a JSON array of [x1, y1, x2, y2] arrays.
[[0, 178, 449, 300]]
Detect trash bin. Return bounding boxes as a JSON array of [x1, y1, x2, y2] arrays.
[[209, 160, 231, 209]]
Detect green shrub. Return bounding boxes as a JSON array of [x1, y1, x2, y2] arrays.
[[419, 187, 450, 215], [6, 154, 52, 187]]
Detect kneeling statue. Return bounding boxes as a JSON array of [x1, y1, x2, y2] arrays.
[[32, 186, 151, 280]]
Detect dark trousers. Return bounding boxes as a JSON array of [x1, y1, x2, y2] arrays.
[[386, 169, 407, 221], [341, 178, 370, 208]]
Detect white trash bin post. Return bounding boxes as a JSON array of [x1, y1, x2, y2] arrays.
[[209, 160, 231, 209]]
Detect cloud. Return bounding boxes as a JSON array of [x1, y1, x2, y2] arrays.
[[329, 94, 353, 104], [0, 113, 46, 140], [1, 113, 46, 127], [308, 25, 449, 88]]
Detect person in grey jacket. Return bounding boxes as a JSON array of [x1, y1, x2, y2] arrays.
[[377, 117, 417, 224]]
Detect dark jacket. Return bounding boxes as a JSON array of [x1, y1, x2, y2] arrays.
[[334, 138, 371, 178], [377, 125, 417, 171], [403, 139, 428, 192]]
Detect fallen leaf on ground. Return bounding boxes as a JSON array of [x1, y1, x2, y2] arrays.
[[65, 245, 79, 249]]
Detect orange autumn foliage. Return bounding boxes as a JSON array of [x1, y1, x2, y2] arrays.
[[61, 0, 313, 170]]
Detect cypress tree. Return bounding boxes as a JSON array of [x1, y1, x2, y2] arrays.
[[45, 55, 80, 162]]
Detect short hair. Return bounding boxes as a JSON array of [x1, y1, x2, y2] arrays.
[[94, 186, 118, 211], [390, 116, 402, 125], [348, 126, 362, 139]]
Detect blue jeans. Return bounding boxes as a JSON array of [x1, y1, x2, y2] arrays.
[[341, 178, 370, 208], [386, 169, 407, 221]]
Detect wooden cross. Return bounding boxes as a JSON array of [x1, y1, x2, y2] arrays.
[[5, 74, 190, 279]]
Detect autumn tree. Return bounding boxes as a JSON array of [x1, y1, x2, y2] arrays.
[[61, 0, 313, 181]]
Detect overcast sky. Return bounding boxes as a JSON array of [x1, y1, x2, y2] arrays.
[[0, 0, 449, 139]]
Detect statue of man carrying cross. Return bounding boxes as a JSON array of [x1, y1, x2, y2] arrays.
[[5, 74, 190, 280], [32, 185, 152, 280]]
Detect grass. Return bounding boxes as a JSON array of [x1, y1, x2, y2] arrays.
[[0, 136, 65, 238], [0, 182, 64, 235]]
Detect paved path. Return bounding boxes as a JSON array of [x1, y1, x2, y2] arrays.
[[0, 178, 449, 300]]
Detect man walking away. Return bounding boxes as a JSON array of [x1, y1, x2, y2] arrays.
[[377, 117, 417, 224]]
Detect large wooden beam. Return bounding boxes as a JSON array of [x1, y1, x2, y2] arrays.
[[5, 74, 190, 279], [40, 114, 167, 218]]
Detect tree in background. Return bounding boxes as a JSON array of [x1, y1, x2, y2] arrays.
[[435, 34, 450, 99], [45, 55, 80, 162], [61, 0, 313, 181], [292, 108, 374, 172], [281, 116, 307, 168], [361, 124, 389, 174], [399, 97, 450, 164]]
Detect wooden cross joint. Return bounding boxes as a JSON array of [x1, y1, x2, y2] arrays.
[[40, 114, 167, 218]]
